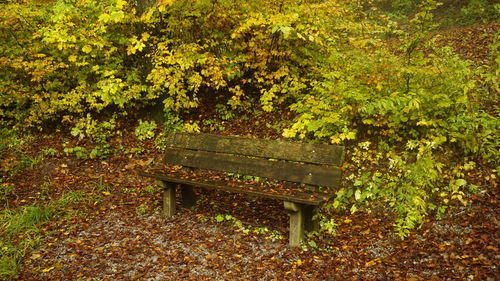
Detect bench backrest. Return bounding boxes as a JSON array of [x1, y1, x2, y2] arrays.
[[163, 133, 344, 188]]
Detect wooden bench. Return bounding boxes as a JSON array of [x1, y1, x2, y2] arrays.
[[139, 132, 344, 246]]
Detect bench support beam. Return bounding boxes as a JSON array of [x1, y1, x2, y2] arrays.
[[304, 205, 319, 233], [161, 181, 177, 217], [180, 184, 196, 208], [284, 201, 305, 247]]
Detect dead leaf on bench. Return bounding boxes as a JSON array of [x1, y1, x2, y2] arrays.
[[125, 158, 154, 170]]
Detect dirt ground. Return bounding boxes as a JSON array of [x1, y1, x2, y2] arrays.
[[4, 129, 498, 281], [3, 22, 499, 281]]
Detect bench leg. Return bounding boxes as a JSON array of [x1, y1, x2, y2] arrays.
[[180, 184, 196, 209], [284, 201, 305, 247], [304, 205, 319, 233], [161, 181, 176, 217]]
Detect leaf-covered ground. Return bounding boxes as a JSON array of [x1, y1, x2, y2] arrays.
[[2, 23, 499, 280], [3, 113, 497, 281]]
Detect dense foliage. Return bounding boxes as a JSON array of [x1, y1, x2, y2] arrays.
[[1, 0, 498, 240]]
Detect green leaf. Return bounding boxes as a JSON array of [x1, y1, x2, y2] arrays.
[[350, 205, 358, 214], [280, 26, 292, 39], [354, 189, 361, 201], [333, 200, 340, 209], [308, 240, 317, 248]]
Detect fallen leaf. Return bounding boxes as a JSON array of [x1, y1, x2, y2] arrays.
[[41, 266, 55, 273], [365, 258, 380, 267]]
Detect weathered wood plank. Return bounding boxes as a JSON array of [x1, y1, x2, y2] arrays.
[[163, 148, 342, 188], [140, 171, 332, 205], [304, 206, 318, 232], [166, 132, 344, 166]]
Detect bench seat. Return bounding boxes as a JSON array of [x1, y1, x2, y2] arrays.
[[140, 168, 334, 205]]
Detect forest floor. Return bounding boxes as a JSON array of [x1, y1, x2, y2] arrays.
[[1, 23, 499, 280]]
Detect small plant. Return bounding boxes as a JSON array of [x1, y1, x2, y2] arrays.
[[69, 115, 117, 159], [215, 214, 244, 228], [17, 154, 43, 170], [144, 185, 160, 194], [154, 114, 184, 151], [38, 178, 52, 200], [0, 189, 94, 280], [63, 146, 88, 159], [267, 230, 285, 241], [319, 217, 338, 237], [252, 226, 269, 234], [135, 120, 157, 140], [41, 147, 58, 157], [0, 127, 16, 154], [121, 187, 138, 194], [183, 121, 200, 133], [136, 204, 149, 216], [163, 111, 184, 133], [0, 182, 13, 203], [252, 227, 285, 241], [54, 191, 94, 208], [214, 214, 285, 240], [215, 104, 235, 121], [89, 145, 111, 159], [459, 0, 499, 25], [307, 240, 318, 249], [203, 119, 225, 132], [1, 205, 54, 238], [126, 146, 145, 155], [93, 176, 110, 194], [0, 252, 18, 281]]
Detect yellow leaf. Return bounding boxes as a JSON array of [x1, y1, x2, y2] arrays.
[[157, 0, 175, 6], [116, 0, 126, 9], [140, 9, 154, 22], [365, 258, 380, 267], [141, 32, 150, 41], [41, 266, 55, 273], [102, 191, 111, 196], [82, 45, 92, 54]]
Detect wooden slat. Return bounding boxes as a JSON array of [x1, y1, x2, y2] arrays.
[[163, 148, 341, 188], [139, 171, 333, 205], [165, 133, 344, 166]]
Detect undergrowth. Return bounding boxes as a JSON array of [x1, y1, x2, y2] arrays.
[[0, 190, 96, 280], [0, 0, 498, 244]]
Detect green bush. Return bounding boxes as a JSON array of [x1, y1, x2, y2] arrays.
[[0, 0, 143, 126], [135, 120, 157, 140], [459, 0, 499, 25]]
